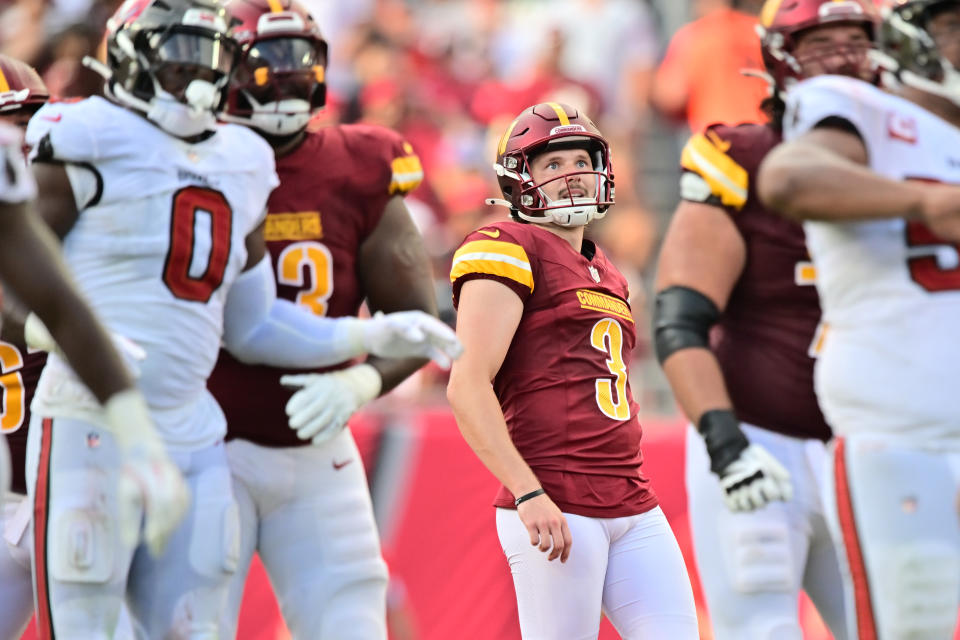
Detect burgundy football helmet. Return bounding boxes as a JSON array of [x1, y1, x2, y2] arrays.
[[490, 103, 614, 228], [223, 0, 327, 136], [759, 0, 880, 91], [0, 55, 49, 118]]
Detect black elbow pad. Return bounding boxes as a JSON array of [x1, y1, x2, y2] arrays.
[[652, 286, 720, 364]]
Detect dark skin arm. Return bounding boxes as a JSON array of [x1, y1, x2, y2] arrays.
[[654, 199, 745, 424], [0, 166, 132, 403], [358, 195, 436, 393]]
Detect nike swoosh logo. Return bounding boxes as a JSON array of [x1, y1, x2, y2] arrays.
[[332, 459, 353, 470], [478, 229, 500, 238], [42, 114, 62, 123]]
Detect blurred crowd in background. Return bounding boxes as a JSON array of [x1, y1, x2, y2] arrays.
[[0, 0, 780, 415]]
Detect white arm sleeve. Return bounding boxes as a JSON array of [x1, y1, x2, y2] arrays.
[[222, 256, 367, 367]]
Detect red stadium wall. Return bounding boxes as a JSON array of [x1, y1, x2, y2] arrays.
[[19, 410, 958, 639]]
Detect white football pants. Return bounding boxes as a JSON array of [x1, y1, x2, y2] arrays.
[[824, 433, 960, 640], [220, 429, 388, 640], [496, 504, 698, 640], [25, 415, 238, 639], [686, 423, 848, 640]]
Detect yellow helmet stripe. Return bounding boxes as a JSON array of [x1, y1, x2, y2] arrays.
[[760, 0, 785, 28], [0, 67, 9, 93], [266, 0, 284, 13], [498, 116, 521, 157], [546, 102, 570, 126]]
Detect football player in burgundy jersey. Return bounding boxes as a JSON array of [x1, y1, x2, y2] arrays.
[[447, 103, 698, 639], [653, 1, 878, 638], [209, 1, 440, 637]]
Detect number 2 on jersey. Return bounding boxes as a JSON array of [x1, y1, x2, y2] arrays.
[[590, 318, 630, 420], [277, 241, 334, 316], [163, 187, 233, 302]]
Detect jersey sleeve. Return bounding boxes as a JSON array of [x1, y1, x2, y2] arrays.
[[679, 124, 749, 211], [344, 125, 424, 237], [0, 123, 36, 204], [450, 226, 535, 308], [782, 75, 886, 144], [26, 100, 101, 165]]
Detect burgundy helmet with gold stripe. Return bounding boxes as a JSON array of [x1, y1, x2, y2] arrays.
[[758, 0, 880, 92], [491, 102, 614, 228], [0, 55, 49, 117], [223, 0, 328, 137]]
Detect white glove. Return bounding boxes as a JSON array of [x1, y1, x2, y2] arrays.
[[354, 311, 463, 369], [104, 389, 190, 557], [280, 363, 382, 446], [719, 444, 793, 512], [0, 123, 36, 204]]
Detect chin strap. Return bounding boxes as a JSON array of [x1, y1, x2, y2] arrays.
[[485, 198, 513, 208]]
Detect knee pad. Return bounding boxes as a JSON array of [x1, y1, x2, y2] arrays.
[[724, 517, 795, 594], [882, 542, 959, 638], [48, 508, 114, 584]]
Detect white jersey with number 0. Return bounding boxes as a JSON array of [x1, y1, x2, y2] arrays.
[[25, 96, 279, 451], [783, 75, 960, 446]]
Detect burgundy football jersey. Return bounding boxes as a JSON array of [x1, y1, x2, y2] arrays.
[[207, 124, 423, 448], [680, 123, 830, 441], [451, 221, 658, 519], [3, 347, 46, 494]]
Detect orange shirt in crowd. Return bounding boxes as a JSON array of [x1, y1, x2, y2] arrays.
[[654, 7, 769, 132]]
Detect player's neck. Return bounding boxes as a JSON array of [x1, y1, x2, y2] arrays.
[[266, 130, 308, 158], [536, 222, 584, 252], [898, 85, 960, 129]]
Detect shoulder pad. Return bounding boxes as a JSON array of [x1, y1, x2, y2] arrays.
[[680, 126, 749, 210], [342, 124, 423, 196], [783, 76, 885, 143], [450, 223, 534, 295]]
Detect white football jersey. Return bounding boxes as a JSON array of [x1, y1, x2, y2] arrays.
[[25, 97, 279, 450], [0, 122, 36, 204], [784, 75, 960, 446]]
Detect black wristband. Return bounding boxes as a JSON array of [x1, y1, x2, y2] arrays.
[[514, 488, 546, 506], [698, 409, 749, 476]]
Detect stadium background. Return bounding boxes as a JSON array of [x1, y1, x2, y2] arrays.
[[4, 0, 956, 638]]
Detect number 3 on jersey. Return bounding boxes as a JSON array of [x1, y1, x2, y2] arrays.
[[277, 241, 334, 316], [591, 318, 630, 420]]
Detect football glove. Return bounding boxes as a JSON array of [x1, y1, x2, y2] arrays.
[[280, 363, 382, 446], [355, 311, 463, 369], [699, 409, 793, 512], [105, 389, 190, 557], [0, 124, 36, 204]]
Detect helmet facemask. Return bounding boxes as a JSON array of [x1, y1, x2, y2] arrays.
[[495, 136, 614, 228], [98, 6, 238, 138], [223, 8, 328, 138]]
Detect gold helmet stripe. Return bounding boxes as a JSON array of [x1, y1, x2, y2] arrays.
[[267, 0, 284, 13], [760, 0, 786, 28], [0, 67, 9, 93], [497, 116, 521, 157], [546, 102, 570, 126]]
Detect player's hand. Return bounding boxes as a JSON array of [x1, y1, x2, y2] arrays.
[[0, 124, 36, 204], [105, 390, 190, 557], [280, 363, 382, 446], [698, 409, 792, 512], [918, 182, 960, 243], [516, 493, 572, 563], [360, 311, 463, 369], [717, 444, 793, 512]]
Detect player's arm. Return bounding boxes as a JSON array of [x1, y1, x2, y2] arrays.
[[222, 222, 460, 370], [447, 278, 571, 563], [280, 196, 439, 446], [758, 124, 928, 219]]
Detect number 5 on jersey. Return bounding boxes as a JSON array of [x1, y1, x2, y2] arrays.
[[591, 318, 630, 420]]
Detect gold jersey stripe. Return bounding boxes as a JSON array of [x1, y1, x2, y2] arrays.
[[389, 154, 424, 194], [267, 0, 284, 12], [760, 0, 785, 28], [0, 68, 9, 93], [450, 239, 534, 292], [680, 133, 748, 209], [546, 102, 570, 126]]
